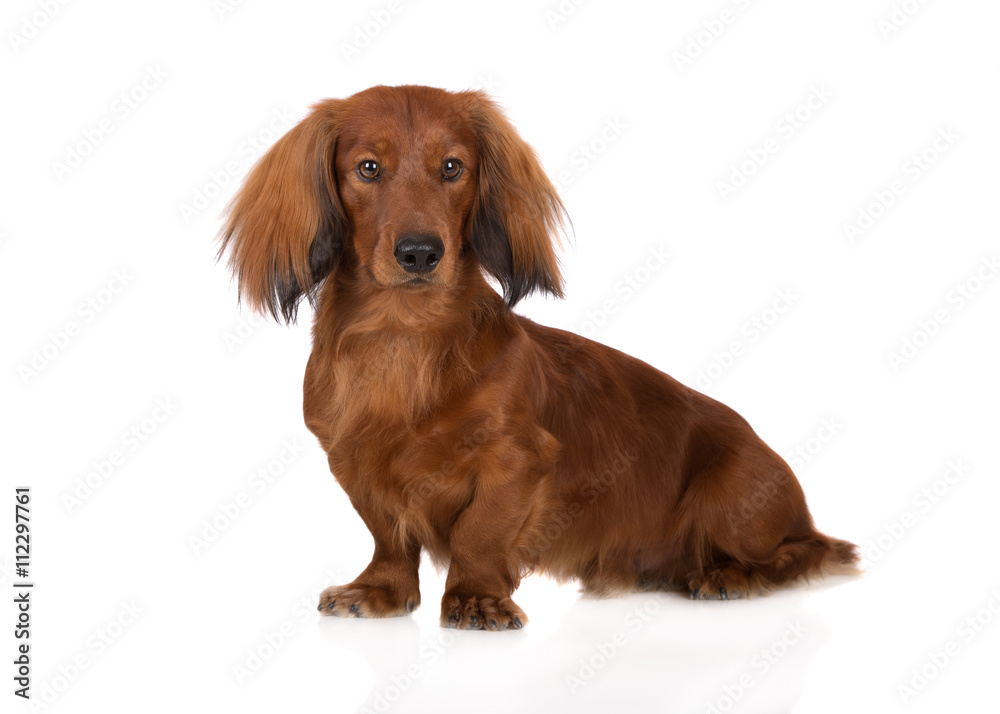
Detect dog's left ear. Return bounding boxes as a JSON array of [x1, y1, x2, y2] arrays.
[[218, 100, 346, 323], [465, 92, 566, 308]]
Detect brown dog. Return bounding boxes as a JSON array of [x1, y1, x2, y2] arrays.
[[220, 85, 858, 630]]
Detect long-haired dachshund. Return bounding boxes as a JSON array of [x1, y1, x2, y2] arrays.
[[220, 85, 858, 630]]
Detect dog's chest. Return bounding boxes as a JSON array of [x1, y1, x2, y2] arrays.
[[346, 335, 441, 411], [304, 334, 445, 448]]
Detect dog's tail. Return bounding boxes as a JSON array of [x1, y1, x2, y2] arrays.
[[757, 531, 862, 587]]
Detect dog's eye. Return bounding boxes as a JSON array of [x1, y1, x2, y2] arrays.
[[442, 159, 462, 180], [358, 160, 380, 180]]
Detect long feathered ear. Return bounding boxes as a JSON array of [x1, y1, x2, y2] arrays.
[[466, 93, 566, 308], [218, 100, 346, 323]]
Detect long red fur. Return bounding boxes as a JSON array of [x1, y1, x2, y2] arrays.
[[220, 85, 859, 630]]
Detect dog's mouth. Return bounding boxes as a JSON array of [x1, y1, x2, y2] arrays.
[[363, 263, 436, 291]]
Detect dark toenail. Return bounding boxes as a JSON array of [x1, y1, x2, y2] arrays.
[[489, 619, 497, 628], [317, 603, 324, 612], [350, 603, 359, 615], [690, 589, 699, 600], [470, 616, 478, 624], [408, 601, 416, 612], [720, 587, 727, 600], [328, 602, 336, 610], [512, 617, 522, 629]]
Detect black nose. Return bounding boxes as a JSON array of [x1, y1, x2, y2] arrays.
[[393, 235, 444, 274]]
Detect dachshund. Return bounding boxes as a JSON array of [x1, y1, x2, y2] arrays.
[[219, 84, 859, 630]]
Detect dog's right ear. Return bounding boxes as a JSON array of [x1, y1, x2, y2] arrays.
[[218, 100, 346, 323]]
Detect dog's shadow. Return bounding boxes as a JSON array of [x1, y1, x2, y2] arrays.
[[317, 575, 856, 713]]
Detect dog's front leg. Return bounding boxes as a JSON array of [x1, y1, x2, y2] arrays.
[[439, 468, 534, 631], [318, 489, 421, 618]]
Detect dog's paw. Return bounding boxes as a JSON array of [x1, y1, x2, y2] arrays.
[[688, 566, 760, 600], [440, 594, 527, 631], [318, 582, 420, 618]]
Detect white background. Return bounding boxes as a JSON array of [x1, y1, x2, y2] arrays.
[[3, 0, 999, 712]]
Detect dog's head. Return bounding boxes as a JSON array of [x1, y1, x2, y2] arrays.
[[219, 85, 566, 322]]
